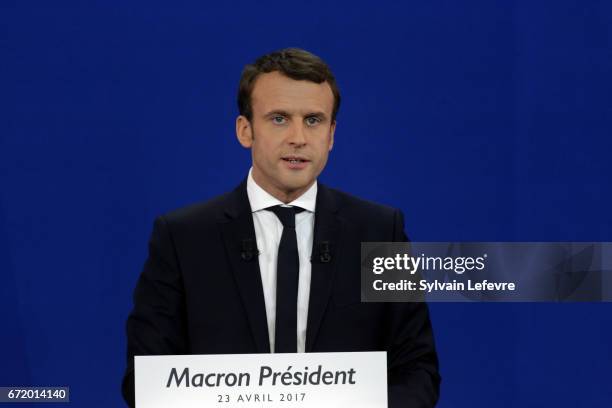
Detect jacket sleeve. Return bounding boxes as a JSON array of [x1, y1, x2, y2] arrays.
[[386, 209, 441, 408], [122, 216, 189, 407]]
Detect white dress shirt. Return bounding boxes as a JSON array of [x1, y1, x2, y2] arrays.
[[246, 168, 316, 353]]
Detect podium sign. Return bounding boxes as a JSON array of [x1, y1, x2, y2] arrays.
[[135, 351, 387, 408]]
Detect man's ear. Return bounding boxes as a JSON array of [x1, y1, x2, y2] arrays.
[[236, 115, 253, 148], [328, 120, 336, 151]]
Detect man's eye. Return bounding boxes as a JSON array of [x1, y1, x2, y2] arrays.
[[305, 116, 321, 126], [272, 116, 286, 124]]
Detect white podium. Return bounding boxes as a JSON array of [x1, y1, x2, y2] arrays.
[[135, 351, 387, 408]]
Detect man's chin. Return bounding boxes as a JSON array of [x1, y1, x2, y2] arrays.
[[277, 177, 315, 194]]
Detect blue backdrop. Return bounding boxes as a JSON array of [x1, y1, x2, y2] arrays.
[[2, 1, 611, 406]]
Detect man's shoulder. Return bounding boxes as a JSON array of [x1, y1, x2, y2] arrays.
[[156, 182, 402, 227], [160, 188, 238, 228], [323, 185, 407, 240], [322, 184, 400, 220]]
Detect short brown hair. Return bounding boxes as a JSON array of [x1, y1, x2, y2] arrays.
[[237, 48, 341, 122]]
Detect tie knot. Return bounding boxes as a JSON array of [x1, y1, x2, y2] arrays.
[[267, 205, 304, 228]]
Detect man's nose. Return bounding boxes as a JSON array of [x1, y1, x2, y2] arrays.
[[287, 121, 307, 146]]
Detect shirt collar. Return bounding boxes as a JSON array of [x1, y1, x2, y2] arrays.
[[246, 167, 317, 213]]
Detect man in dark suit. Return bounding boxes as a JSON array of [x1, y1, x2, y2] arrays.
[[123, 48, 440, 407]]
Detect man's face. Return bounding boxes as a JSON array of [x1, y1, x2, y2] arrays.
[[236, 71, 336, 203]]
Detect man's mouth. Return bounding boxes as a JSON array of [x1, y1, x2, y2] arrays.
[[282, 156, 309, 164], [281, 156, 310, 169]]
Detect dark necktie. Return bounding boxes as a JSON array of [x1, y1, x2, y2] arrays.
[[267, 205, 304, 353]]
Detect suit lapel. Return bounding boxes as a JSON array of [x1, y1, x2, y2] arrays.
[[306, 184, 342, 352], [219, 181, 270, 353]]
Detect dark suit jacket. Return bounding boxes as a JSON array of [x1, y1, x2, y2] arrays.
[[123, 181, 440, 407]]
